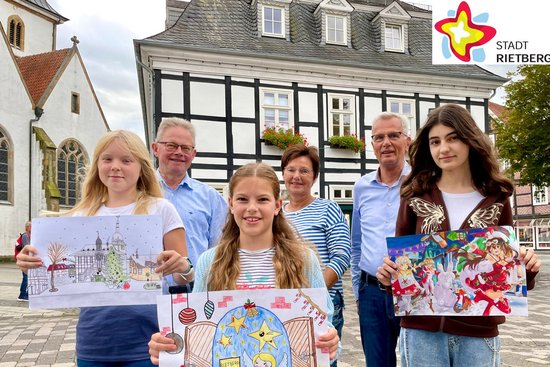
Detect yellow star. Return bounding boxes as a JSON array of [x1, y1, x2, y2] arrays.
[[228, 315, 247, 334], [218, 333, 232, 348], [440, 11, 484, 57], [248, 321, 281, 351]]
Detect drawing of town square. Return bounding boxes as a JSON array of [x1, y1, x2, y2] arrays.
[[156, 288, 331, 367], [28, 215, 164, 309]]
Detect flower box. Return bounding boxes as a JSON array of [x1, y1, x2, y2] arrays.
[[328, 134, 365, 152], [262, 128, 308, 150]]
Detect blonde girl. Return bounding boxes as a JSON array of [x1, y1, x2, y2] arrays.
[[148, 163, 340, 364], [17, 130, 193, 367]]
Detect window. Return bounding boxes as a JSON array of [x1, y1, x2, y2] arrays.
[[71, 92, 80, 114], [262, 6, 284, 37], [326, 15, 346, 44], [385, 24, 403, 52], [0, 129, 12, 202], [388, 99, 415, 136], [516, 227, 534, 248], [533, 185, 548, 205], [330, 186, 354, 203], [8, 16, 24, 50], [261, 89, 292, 130], [57, 140, 87, 207], [329, 94, 355, 137]]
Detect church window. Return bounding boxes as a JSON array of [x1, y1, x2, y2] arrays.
[[7, 16, 25, 50], [0, 129, 12, 203], [71, 92, 80, 114], [57, 140, 87, 207]]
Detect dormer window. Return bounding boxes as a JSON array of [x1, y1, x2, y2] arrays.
[[385, 24, 403, 52], [262, 6, 285, 38], [326, 15, 346, 45]]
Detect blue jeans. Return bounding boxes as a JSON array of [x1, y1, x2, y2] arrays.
[[400, 328, 500, 367], [331, 290, 344, 367], [19, 271, 28, 299], [77, 359, 155, 367], [358, 274, 400, 367]]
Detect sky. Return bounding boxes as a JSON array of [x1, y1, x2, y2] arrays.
[[47, 0, 515, 140]]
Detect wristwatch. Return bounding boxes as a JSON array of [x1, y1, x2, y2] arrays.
[[179, 257, 194, 280]]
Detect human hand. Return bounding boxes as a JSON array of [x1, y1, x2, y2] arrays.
[[519, 246, 541, 272], [16, 245, 42, 272], [376, 256, 397, 286], [315, 327, 339, 360], [148, 332, 178, 365], [156, 250, 191, 275]]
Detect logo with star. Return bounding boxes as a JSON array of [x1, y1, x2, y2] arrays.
[[434, 1, 496, 62]]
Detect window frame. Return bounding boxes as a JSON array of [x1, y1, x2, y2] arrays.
[[71, 92, 80, 114], [260, 88, 293, 131], [57, 140, 87, 208], [262, 5, 285, 38], [328, 94, 355, 137], [0, 128, 13, 204], [330, 185, 354, 203], [385, 23, 404, 52], [533, 185, 548, 205], [388, 98, 415, 136], [7, 15, 25, 50], [325, 14, 347, 45]]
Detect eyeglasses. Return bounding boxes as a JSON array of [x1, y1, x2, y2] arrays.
[[371, 132, 405, 143], [157, 142, 195, 154], [285, 167, 313, 176]]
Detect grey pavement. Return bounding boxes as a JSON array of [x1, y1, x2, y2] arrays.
[[0, 255, 549, 366]]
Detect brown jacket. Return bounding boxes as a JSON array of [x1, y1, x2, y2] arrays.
[[396, 187, 537, 337]]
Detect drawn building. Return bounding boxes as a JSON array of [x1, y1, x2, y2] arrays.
[[128, 249, 161, 281], [135, 0, 505, 219], [27, 265, 48, 295]]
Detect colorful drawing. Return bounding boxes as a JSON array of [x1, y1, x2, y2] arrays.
[[28, 215, 164, 309], [157, 288, 331, 367], [387, 226, 527, 316]]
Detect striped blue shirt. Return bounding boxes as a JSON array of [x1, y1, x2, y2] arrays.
[[283, 198, 351, 299]]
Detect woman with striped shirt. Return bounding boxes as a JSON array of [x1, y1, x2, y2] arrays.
[[281, 145, 351, 367]]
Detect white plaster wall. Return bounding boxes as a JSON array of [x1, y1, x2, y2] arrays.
[[470, 105, 486, 132], [232, 123, 256, 154], [300, 126, 318, 148], [0, 2, 56, 56], [231, 86, 255, 118], [0, 37, 34, 256], [161, 79, 184, 114], [194, 120, 226, 153], [191, 169, 227, 181], [190, 82, 225, 117], [298, 92, 318, 122], [419, 101, 436, 130]]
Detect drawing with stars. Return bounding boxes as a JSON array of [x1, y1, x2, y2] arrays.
[[28, 215, 164, 309], [156, 288, 332, 367]]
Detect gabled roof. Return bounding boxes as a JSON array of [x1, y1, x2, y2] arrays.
[[15, 48, 70, 105], [489, 101, 507, 120], [143, 0, 503, 82], [22, 0, 69, 23]]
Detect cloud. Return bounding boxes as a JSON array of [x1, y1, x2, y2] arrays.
[[49, 0, 165, 139]]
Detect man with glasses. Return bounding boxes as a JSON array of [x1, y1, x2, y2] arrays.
[[351, 112, 411, 367], [153, 118, 227, 289]]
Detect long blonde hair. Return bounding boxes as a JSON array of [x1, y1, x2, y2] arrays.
[[207, 163, 309, 291], [68, 130, 162, 216]]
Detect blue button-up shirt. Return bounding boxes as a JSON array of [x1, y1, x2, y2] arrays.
[[158, 170, 228, 267], [351, 163, 411, 300]]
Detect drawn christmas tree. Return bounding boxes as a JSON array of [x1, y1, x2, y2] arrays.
[[104, 247, 127, 288]]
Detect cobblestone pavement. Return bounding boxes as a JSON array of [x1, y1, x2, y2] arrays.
[[0, 256, 548, 366]]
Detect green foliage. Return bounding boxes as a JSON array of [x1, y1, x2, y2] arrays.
[[262, 128, 307, 150], [495, 65, 550, 186], [328, 134, 365, 152], [105, 247, 127, 288]]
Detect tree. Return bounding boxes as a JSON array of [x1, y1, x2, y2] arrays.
[[48, 242, 69, 292], [105, 247, 127, 288], [494, 65, 550, 186]]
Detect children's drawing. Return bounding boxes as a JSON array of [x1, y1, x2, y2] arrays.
[[386, 226, 527, 316], [29, 215, 163, 309], [157, 288, 331, 367]]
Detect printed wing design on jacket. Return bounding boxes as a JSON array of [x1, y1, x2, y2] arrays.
[[468, 204, 503, 228], [409, 198, 445, 233]]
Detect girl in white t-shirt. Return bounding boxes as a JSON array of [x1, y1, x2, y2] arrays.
[[17, 130, 193, 366]]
